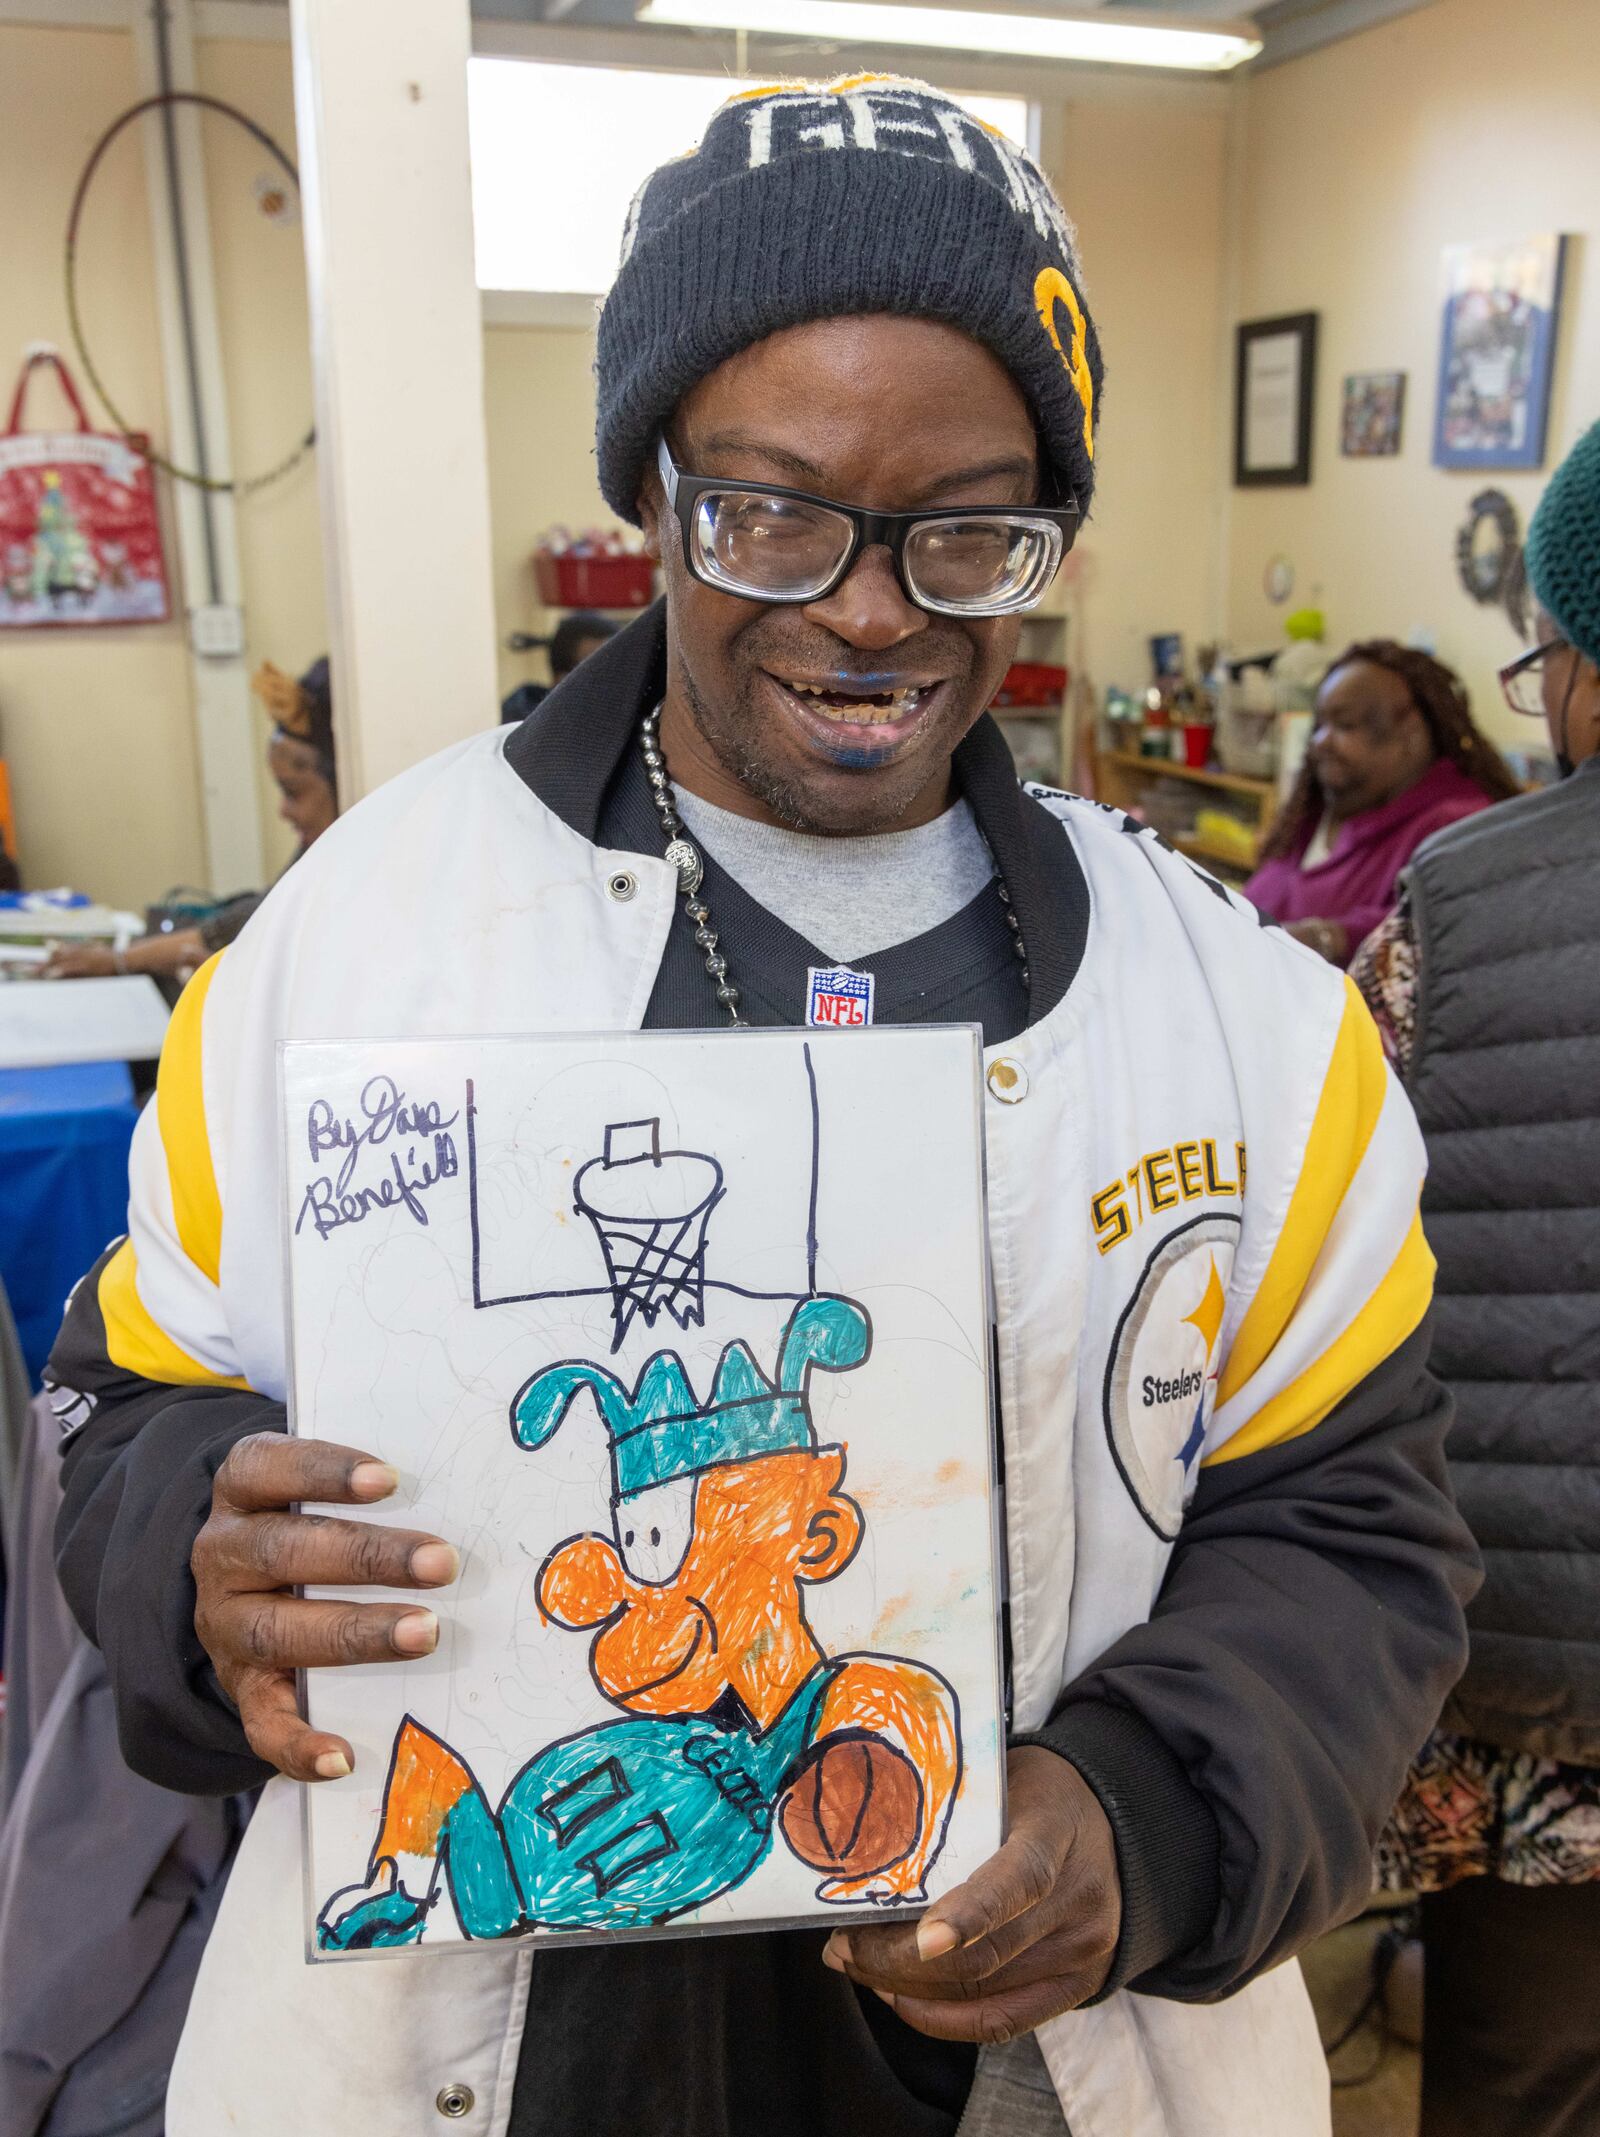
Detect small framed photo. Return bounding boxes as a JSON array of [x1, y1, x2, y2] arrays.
[[1341, 372, 1406, 457], [1434, 234, 1567, 470], [1235, 313, 1317, 487]]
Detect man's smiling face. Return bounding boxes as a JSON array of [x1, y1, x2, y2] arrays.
[[640, 315, 1041, 836]]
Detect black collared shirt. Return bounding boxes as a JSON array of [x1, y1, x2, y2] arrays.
[[604, 741, 1032, 1045]]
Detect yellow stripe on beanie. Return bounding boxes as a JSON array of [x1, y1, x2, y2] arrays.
[[1033, 267, 1095, 462]]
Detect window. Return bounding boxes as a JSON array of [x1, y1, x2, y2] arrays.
[[468, 58, 1033, 299]]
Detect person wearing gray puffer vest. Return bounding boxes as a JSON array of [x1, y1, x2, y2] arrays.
[[1354, 416, 1600, 2137]]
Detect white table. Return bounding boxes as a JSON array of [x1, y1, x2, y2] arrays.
[[0, 976, 172, 1069]]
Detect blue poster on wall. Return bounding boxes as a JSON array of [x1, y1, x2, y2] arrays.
[[1433, 234, 1567, 472]]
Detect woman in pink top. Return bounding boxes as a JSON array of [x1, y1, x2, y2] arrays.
[[1245, 640, 1520, 964]]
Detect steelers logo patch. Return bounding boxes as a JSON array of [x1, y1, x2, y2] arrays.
[[1103, 1212, 1239, 1541]]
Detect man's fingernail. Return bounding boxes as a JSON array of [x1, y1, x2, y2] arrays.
[[917, 1919, 960, 1960], [873, 1990, 899, 2012], [314, 1750, 352, 1779], [393, 1610, 438, 1655], [822, 1934, 850, 1972], [410, 1542, 459, 1585], [350, 1461, 397, 1499]]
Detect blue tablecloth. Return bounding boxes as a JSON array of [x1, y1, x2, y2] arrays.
[[0, 1062, 137, 1389]]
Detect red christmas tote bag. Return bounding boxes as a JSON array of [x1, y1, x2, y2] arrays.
[[0, 349, 170, 628]]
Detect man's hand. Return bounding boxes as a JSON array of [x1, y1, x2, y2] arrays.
[[192, 1432, 458, 1784], [821, 1746, 1120, 2043]]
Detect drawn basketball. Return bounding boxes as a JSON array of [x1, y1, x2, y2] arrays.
[[779, 1737, 923, 1877]]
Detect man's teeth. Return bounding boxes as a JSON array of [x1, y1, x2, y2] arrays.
[[780, 679, 931, 723]]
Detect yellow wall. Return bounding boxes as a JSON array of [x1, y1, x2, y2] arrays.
[[0, 23, 321, 907], [484, 317, 610, 708], [1053, 94, 1229, 695], [0, 23, 204, 910], [196, 33, 326, 878], [1227, 0, 1600, 747]]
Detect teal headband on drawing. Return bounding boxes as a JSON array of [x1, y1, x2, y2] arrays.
[[509, 1295, 871, 1500]]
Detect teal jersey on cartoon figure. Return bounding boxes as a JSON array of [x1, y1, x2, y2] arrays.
[[320, 1661, 842, 1950]]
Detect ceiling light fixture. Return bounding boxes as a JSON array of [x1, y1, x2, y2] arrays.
[[636, 0, 1262, 73]]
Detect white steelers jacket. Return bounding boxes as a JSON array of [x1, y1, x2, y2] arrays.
[[48, 612, 1473, 2137]]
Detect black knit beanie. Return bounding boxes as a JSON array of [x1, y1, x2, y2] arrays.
[[595, 76, 1103, 525]]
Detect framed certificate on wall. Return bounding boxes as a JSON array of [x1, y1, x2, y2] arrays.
[[1235, 312, 1318, 487]]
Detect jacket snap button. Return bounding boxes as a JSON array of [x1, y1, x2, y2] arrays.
[[436, 2084, 475, 2118], [986, 1058, 1028, 1104], [606, 870, 638, 902]]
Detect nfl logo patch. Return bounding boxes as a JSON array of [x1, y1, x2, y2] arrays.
[[807, 964, 875, 1028]]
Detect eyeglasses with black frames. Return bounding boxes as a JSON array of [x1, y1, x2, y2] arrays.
[[1499, 637, 1567, 717], [655, 438, 1080, 620]]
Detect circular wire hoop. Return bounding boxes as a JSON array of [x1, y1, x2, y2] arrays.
[[64, 89, 315, 496]]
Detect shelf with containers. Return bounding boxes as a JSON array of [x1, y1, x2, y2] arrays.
[[505, 536, 660, 670], [1092, 748, 1277, 878]]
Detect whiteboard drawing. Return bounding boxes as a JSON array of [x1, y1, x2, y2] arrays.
[[284, 1027, 999, 1958]]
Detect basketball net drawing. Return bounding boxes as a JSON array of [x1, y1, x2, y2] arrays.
[[573, 1118, 725, 1350]]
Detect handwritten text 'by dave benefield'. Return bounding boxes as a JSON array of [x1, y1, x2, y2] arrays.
[[295, 1075, 459, 1241]]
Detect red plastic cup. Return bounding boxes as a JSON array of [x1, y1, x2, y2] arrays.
[[1181, 723, 1212, 769]]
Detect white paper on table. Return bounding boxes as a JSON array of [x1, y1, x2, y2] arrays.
[[0, 974, 170, 1067], [282, 1026, 1004, 1962]]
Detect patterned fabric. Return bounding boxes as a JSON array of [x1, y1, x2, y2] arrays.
[[1355, 894, 1600, 1895], [1349, 895, 1419, 1078], [1378, 1732, 1600, 1894]]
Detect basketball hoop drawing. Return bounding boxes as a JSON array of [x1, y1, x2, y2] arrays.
[[573, 1119, 725, 1350]]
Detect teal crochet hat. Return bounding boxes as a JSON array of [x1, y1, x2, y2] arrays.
[[1526, 420, 1600, 667], [510, 1295, 871, 1501]]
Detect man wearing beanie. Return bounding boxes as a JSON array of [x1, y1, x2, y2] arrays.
[[1354, 418, 1600, 2137], [49, 79, 1474, 2137]]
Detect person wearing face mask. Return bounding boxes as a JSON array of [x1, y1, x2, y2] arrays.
[[41, 658, 339, 983], [1352, 418, 1600, 2137], [1245, 641, 1520, 964]]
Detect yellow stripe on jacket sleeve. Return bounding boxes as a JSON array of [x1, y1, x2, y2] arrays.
[[97, 1237, 248, 1390], [1215, 977, 1388, 1409], [155, 952, 225, 1285], [1203, 1208, 1434, 1467]]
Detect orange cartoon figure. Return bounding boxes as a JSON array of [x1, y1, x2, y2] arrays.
[[317, 1297, 962, 1951]]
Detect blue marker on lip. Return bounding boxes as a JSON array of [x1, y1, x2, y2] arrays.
[[811, 674, 928, 694]]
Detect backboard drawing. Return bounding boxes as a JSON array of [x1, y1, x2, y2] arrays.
[[466, 1038, 824, 1324]]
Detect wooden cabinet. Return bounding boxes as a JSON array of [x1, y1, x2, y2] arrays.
[[1092, 749, 1277, 878]]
